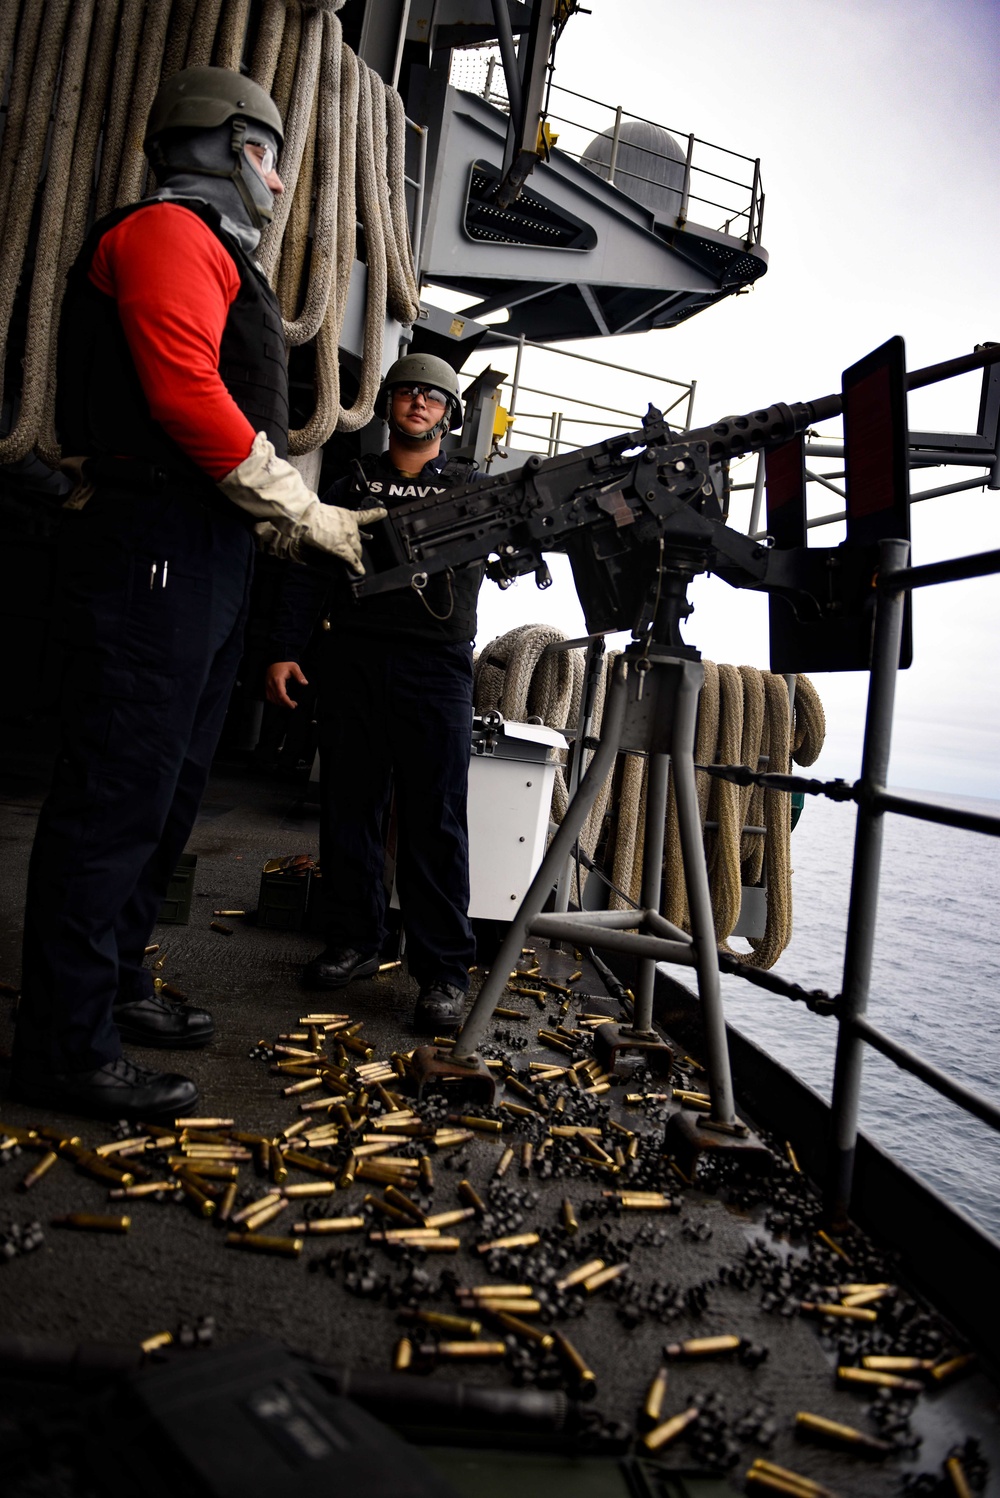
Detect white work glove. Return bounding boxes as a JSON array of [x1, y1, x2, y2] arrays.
[[218, 432, 385, 573]]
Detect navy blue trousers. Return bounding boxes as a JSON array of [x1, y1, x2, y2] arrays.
[[318, 635, 475, 991], [16, 486, 253, 1072]]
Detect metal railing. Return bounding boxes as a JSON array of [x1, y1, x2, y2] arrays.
[[482, 328, 696, 458], [448, 47, 764, 246]]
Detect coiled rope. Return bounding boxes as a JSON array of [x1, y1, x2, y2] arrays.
[[0, 0, 419, 465], [473, 625, 826, 969]]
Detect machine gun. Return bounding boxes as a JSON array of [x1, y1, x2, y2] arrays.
[[354, 341, 1000, 672]]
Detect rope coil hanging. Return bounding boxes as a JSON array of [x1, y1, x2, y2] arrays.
[[474, 625, 826, 970], [0, 0, 420, 467]]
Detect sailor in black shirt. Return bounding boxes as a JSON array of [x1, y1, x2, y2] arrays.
[[266, 355, 482, 1033]]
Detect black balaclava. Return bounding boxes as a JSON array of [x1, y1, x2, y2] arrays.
[[148, 119, 280, 257]]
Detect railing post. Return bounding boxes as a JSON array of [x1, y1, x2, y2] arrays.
[[748, 157, 761, 245], [607, 104, 623, 185], [684, 378, 696, 431], [825, 537, 911, 1230], [677, 133, 695, 227], [748, 451, 766, 536]]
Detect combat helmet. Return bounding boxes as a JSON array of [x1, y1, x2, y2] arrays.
[[375, 352, 464, 439]]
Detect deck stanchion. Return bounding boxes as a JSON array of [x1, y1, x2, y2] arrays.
[[826, 537, 911, 1229]]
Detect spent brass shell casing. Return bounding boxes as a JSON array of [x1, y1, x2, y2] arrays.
[[209, 921, 233, 935], [179, 1174, 217, 1217], [463, 1283, 534, 1297], [561, 1198, 579, 1234], [794, 1412, 892, 1454], [424, 1207, 475, 1229], [393, 1337, 414, 1371], [109, 1180, 179, 1199], [665, 1335, 742, 1359], [283, 1077, 323, 1096], [295, 1216, 365, 1234], [213, 909, 245, 917], [455, 1115, 504, 1133], [434, 1341, 506, 1360], [491, 1310, 554, 1350], [140, 1331, 174, 1355], [945, 1455, 974, 1498], [75, 1154, 134, 1187], [643, 1407, 699, 1452], [432, 1130, 474, 1148], [283, 1151, 339, 1181], [20, 1150, 58, 1190], [931, 1353, 975, 1383], [225, 1232, 302, 1258], [472, 1298, 542, 1315], [746, 1459, 838, 1498], [217, 1181, 238, 1222], [554, 1333, 597, 1394], [621, 1194, 672, 1210], [231, 1192, 282, 1225], [243, 1200, 289, 1233], [627, 1139, 640, 1162], [175, 1161, 239, 1181], [800, 1301, 877, 1323], [842, 1287, 891, 1308], [477, 1233, 540, 1254], [384, 1185, 425, 1224], [583, 1263, 626, 1293], [816, 1229, 853, 1263], [144, 943, 160, 955], [458, 1179, 486, 1214], [419, 1154, 434, 1191], [53, 1212, 130, 1233], [837, 1366, 924, 1393], [519, 1142, 534, 1175], [494, 1147, 514, 1180], [861, 1355, 934, 1372], [555, 1258, 605, 1292], [643, 1365, 669, 1426], [177, 1118, 234, 1130], [283, 1182, 338, 1199], [409, 1311, 482, 1337]]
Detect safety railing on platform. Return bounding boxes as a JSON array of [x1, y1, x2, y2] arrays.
[[449, 46, 765, 246]]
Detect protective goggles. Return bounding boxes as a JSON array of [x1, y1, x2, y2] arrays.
[[391, 383, 449, 410], [246, 141, 277, 175]]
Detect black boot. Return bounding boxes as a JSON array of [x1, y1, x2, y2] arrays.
[[302, 946, 379, 989], [114, 988, 214, 1049], [413, 981, 467, 1035], [9, 1055, 199, 1123]]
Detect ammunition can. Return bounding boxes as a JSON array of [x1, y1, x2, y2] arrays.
[[52, 1212, 130, 1233], [225, 1232, 303, 1258], [642, 1407, 699, 1452]]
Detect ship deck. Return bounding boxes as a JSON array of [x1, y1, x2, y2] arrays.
[[0, 747, 997, 1497]]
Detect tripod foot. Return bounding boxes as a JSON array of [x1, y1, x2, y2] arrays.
[[593, 1022, 675, 1079], [664, 1107, 770, 1177], [409, 1046, 498, 1105]]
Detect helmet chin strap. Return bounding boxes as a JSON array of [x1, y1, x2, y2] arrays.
[[388, 409, 452, 445], [228, 119, 276, 230]]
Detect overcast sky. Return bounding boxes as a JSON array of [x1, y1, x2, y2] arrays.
[[464, 0, 1000, 798]]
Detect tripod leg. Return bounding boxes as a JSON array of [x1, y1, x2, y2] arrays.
[[453, 658, 629, 1061], [632, 751, 669, 1034], [671, 665, 737, 1127]]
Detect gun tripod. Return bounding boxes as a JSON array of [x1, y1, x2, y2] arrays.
[[414, 638, 754, 1153]]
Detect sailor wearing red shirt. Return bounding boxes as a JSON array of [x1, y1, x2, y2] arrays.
[[11, 68, 382, 1122]]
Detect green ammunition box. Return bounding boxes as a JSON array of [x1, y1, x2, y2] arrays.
[[157, 853, 198, 925]]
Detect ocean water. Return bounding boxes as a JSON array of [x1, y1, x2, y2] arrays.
[[714, 792, 1000, 1243]]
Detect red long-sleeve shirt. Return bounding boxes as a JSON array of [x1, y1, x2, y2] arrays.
[[89, 202, 258, 478]]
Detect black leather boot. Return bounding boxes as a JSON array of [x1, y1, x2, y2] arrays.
[[413, 981, 467, 1035], [302, 947, 379, 989], [114, 988, 214, 1048], [9, 1055, 199, 1123]]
